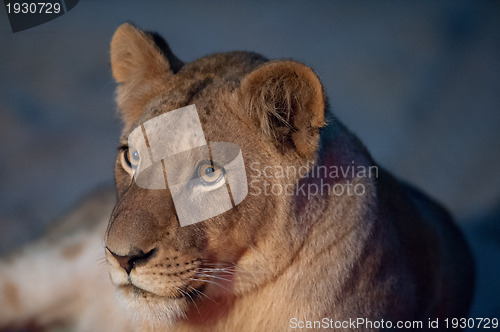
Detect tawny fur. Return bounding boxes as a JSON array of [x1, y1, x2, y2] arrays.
[[0, 23, 474, 332]]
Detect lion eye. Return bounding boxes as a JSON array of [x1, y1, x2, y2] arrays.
[[197, 160, 224, 186], [120, 147, 140, 175]]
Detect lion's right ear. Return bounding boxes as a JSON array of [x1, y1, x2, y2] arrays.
[[240, 61, 326, 160], [110, 23, 183, 126]]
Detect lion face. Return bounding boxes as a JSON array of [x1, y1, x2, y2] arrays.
[[105, 23, 326, 325]]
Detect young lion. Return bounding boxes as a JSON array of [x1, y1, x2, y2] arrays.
[[0, 23, 474, 331]]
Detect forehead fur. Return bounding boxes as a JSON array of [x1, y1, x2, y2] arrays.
[[119, 51, 268, 137]]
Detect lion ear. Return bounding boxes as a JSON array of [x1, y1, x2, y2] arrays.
[[240, 61, 326, 159], [110, 23, 183, 126]]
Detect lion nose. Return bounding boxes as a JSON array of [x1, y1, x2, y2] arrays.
[[107, 247, 157, 274]]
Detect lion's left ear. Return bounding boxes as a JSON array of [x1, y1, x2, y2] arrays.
[[240, 61, 326, 159]]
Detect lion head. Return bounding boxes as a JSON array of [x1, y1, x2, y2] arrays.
[[104, 23, 326, 327]]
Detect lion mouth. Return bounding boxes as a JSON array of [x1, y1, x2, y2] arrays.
[[121, 283, 206, 302]]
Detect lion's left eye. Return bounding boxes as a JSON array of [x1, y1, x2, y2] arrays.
[[197, 160, 224, 186]]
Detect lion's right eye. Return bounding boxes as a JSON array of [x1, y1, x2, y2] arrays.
[[197, 160, 224, 186], [120, 147, 140, 176]]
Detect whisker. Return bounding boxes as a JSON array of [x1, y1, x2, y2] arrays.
[[199, 260, 236, 267], [176, 286, 201, 316], [196, 268, 235, 276], [188, 277, 231, 292], [197, 267, 236, 272], [198, 267, 267, 276], [195, 273, 232, 283], [186, 284, 215, 305]]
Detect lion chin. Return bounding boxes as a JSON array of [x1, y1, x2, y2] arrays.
[[116, 284, 189, 327]]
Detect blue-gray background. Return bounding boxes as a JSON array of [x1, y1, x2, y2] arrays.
[[0, 0, 498, 323]]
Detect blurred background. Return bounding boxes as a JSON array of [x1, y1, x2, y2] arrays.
[[0, 0, 498, 324]]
